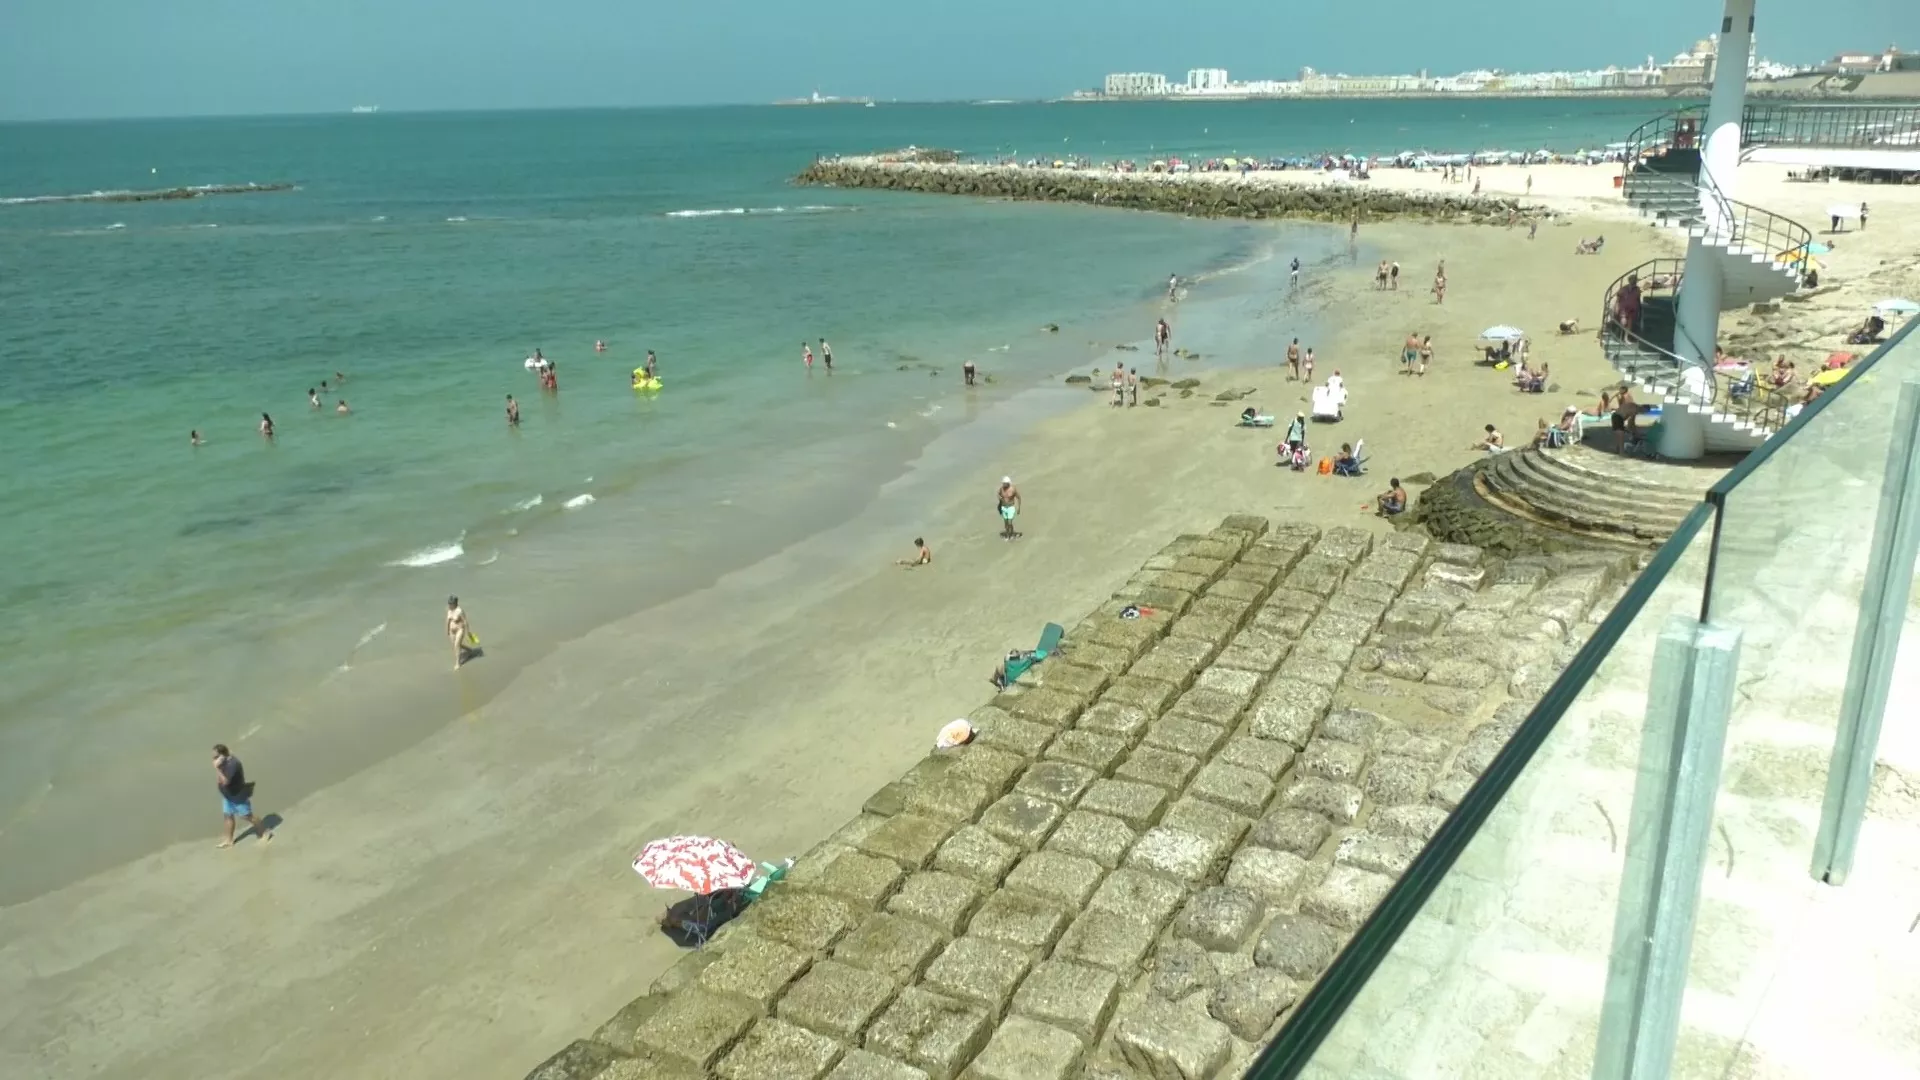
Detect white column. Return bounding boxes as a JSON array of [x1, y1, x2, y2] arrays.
[[1668, 0, 1754, 461]]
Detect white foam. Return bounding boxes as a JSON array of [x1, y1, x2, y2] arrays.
[[445, 216, 467, 223], [664, 204, 846, 219], [106, 223, 126, 230], [354, 622, 388, 650], [509, 494, 543, 512], [563, 494, 595, 510], [477, 550, 500, 566], [389, 540, 463, 567]]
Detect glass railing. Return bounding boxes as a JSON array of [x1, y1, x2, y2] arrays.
[[1742, 103, 1920, 150], [1247, 313, 1920, 1079]]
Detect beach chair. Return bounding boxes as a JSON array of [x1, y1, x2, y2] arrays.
[[744, 859, 792, 904], [996, 622, 1064, 687], [1238, 412, 1276, 428], [1310, 385, 1344, 422], [1334, 439, 1366, 477]]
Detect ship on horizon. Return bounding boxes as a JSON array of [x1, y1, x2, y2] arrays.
[[774, 90, 874, 107], [351, 104, 380, 114]]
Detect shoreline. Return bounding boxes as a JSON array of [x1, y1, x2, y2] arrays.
[[9, 159, 1916, 1080]]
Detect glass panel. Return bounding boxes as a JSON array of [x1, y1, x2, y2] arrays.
[[1679, 326, 1920, 1077], [1249, 510, 1715, 1079]]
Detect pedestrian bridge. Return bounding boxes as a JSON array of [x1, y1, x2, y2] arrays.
[[1738, 102, 1920, 171]]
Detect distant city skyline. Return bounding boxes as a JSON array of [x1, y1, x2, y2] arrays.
[[0, 0, 1907, 121]]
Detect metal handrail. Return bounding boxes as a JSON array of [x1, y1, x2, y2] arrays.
[[1742, 102, 1920, 152], [1621, 110, 1814, 268]]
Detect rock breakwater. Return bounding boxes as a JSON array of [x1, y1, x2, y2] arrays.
[[1, 182, 296, 207], [795, 159, 1541, 226]]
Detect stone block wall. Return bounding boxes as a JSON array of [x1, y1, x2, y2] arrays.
[[528, 515, 1636, 1080]]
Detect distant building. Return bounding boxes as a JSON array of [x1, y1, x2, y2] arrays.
[[1826, 46, 1909, 73], [1185, 68, 1229, 92], [1662, 36, 1717, 86], [1104, 72, 1170, 97]]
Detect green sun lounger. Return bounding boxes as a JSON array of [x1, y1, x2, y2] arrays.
[[998, 622, 1065, 687], [744, 859, 792, 903]]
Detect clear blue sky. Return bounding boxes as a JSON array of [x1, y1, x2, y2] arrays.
[[0, 0, 1904, 120]]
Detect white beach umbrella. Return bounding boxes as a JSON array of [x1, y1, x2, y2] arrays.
[[1479, 325, 1525, 342], [1827, 203, 1861, 219], [1872, 298, 1919, 317]]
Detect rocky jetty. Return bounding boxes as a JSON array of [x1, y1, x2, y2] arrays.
[[3, 182, 296, 206], [796, 159, 1540, 226], [527, 516, 1634, 1080]]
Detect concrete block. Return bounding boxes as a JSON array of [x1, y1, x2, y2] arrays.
[[1323, 589, 1391, 622], [1076, 779, 1167, 829], [1205, 576, 1268, 605], [827, 1051, 929, 1080], [1209, 969, 1299, 1041], [1130, 643, 1210, 689], [1288, 634, 1357, 667], [1224, 847, 1312, 905], [698, 935, 815, 1010], [1222, 560, 1281, 588], [1212, 633, 1290, 676], [1148, 938, 1217, 1003], [1299, 738, 1366, 785], [1052, 910, 1159, 973], [1217, 513, 1272, 538], [807, 851, 907, 910], [634, 988, 761, 1070], [527, 1040, 630, 1080], [1113, 999, 1232, 1080], [966, 890, 1070, 951], [1247, 808, 1331, 858], [1143, 715, 1232, 759], [1173, 886, 1265, 951], [1376, 726, 1450, 762], [1370, 804, 1448, 841], [1254, 915, 1344, 978], [1216, 737, 1295, 780], [857, 813, 956, 871], [1160, 797, 1251, 854], [1430, 769, 1475, 810], [1283, 556, 1347, 599], [1011, 960, 1120, 1045], [963, 1016, 1084, 1080], [1313, 526, 1373, 564], [1044, 811, 1138, 869], [1004, 850, 1106, 908], [1300, 865, 1395, 929], [1005, 687, 1087, 728], [970, 709, 1054, 759], [943, 745, 1027, 795], [977, 793, 1064, 850], [1165, 687, 1246, 730], [1186, 761, 1274, 817], [1075, 701, 1152, 743], [1043, 729, 1128, 774], [1086, 867, 1188, 928], [1185, 596, 1254, 629], [1240, 540, 1308, 571], [922, 937, 1033, 1019], [1260, 587, 1322, 616], [1334, 831, 1424, 877], [1013, 760, 1098, 806], [1098, 676, 1180, 720], [649, 950, 721, 997], [742, 892, 861, 953], [1031, 662, 1110, 701], [864, 988, 991, 1080], [1279, 776, 1363, 824], [834, 914, 948, 984], [1248, 679, 1331, 748], [1425, 658, 1496, 690], [717, 1018, 845, 1080], [1362, 755, 1439, 808], [932, 825, 1020, 886], [1317, 707, 1384, 746], [1169, 556, 1228, 582], [778, 959, 897, 1042], [886, 871, 983, 937], [1113, 746, 1201, 791], [1125, 826, 1225, 884], [1055, 639, 1133, 678], [1076, 613, 1164, 662]]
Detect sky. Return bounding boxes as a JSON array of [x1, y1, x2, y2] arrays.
[[0, 0, 1907, 121]]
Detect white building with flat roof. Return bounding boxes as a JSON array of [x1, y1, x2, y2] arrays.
[[1104, 72, 1170, 97], [1185, 68, 1229, 92]]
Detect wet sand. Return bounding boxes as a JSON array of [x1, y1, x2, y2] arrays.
[[4, 163, 1915, 1080]]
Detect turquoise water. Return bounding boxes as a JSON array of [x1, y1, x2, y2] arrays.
[[0, 98, 1661, 898]]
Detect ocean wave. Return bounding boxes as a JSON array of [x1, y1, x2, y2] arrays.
[[477, 550, 500, 566], [562, 494, 595, 510], [445, 216, 468, 223], [663, 204, 848, 219], [509, 494, 543, 512], [354, 622, 388, 650], [389, 539, 464, 567]]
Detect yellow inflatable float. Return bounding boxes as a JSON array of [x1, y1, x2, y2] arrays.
[[632, 369, 663, 391]]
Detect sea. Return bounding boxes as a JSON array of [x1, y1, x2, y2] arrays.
[[0, 97, 1662, 901]]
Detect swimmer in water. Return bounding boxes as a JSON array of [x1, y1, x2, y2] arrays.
[[190, 430, 203, 446], [259, 413, 274, 439], [594, 340, 606, 352], [506, 395, 520, 426], [320, 380, 329, 393], [309, 388, 321, 409], [336, 400, 350, 415], [334, 371, 346, 384]]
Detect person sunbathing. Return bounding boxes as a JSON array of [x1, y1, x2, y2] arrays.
[[1847, 315, 1887, 345], [1557, 318, 1581, 335], [1333, 443, 1358, 476], [1375, 478, 1408, 517], [1473, 424, 1505, 452], [1575, 235, 1606, 254], [895, 537, 932, 568], [1769, 356, 1795, 388]]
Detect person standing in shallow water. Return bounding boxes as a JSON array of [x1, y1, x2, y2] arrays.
[[505, 395, 520, 427], [259, 413, 274, 440], [446, 595, 476, 670], [820, 338, 833, 373], [802, 342, 814, 371]]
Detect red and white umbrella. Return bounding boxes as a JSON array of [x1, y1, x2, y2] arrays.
[[632, 836, 759, 895]]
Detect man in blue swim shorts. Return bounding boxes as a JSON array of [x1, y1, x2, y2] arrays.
[[213, 743, 272, 849], [996, 476, 1021, 540]]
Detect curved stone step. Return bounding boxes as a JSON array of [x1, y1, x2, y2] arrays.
[[1525, 444, 1721, 509], [1475, 453, 1684, 543], [1508, 449, 1701, 524]]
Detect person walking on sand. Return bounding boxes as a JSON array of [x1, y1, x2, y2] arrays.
[[1111, 362, 1127, 407], [1418, 335, 1433, 376], [1127, 367, 1140, 406], [1860, 202, 1869, 230], [1302, 347, 1315, 382], [1290, 257, 1301, 290], [1374, 260, 1388, 290], [212, 744, 271, 848], [1390, 262, 1400, 290], [1432, 267, 1447, 304], [1402, 332, 1420, 374], [1286, 338, 1301, 381], [802, 342, 814, 371], [820, 338, 833, 373], [506, 395, 520, 426], [996, 477, 1021, 539], [446, 595, 476, 670]]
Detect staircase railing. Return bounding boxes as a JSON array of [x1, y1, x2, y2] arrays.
[[1600, 257, 1791, 436], [1621, 110, 1815, 268]]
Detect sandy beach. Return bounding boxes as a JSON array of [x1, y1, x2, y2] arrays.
[[4, 162, 1917, 1080]]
